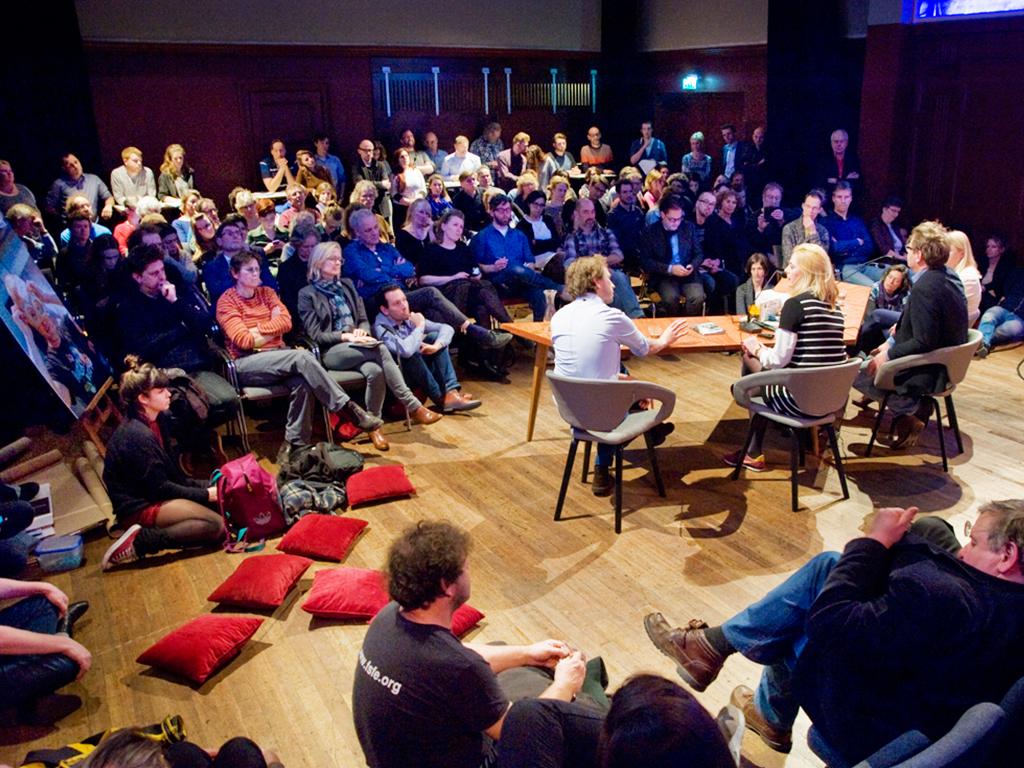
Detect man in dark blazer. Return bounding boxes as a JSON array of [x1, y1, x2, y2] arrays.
[[640, 195, 705, 316], [857, 220, 968, 447]]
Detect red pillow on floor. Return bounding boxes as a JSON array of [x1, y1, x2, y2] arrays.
[[276, 515, 368, 562], [300, 567, 484, 635], [207, 554, 312, 610], [136, 615, 263, 684], [346, 465, 415, 507], [450, 604, 486, 636], [301, 567, 389, 619]]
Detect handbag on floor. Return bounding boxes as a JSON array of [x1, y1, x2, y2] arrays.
[[213, 453, 286, 541]]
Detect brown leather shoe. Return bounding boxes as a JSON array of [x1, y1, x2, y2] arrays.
[[443, 390, 482, 413], [368, 429, 389, 451], [411, 405, 443, 425], [890, 414, 925, 449], [730, 684, 792, 753], [643, 613, 724, 692]]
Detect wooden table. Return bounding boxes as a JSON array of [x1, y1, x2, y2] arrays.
[[502, 282, 870, 441]]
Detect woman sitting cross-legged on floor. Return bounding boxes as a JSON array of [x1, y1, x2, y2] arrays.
[[297, 242, 441, 452], [101, 355, 226, 571], [723, 243, 847, 472]]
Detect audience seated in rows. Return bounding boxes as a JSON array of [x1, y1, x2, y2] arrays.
[[296, 242, 442, 452]]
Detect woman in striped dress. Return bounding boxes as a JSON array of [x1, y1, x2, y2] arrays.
[[724, 243, 847, 471]]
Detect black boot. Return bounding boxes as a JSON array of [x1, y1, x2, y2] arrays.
[[343, 401, 383, 433]]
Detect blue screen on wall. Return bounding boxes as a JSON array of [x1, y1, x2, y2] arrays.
[[916, 1, 1024, 19]]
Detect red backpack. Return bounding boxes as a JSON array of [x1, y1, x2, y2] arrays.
[[215, 453, 286, 541]]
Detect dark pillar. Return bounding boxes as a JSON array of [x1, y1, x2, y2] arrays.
[[0, 1, 101, 213], [767, 2, 864, 201], [599, 0, 650, 163]]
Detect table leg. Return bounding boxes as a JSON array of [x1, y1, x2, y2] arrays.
[[526, 343, 548, 441]]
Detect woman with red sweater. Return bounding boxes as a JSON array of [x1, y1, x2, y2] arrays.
[[214, 251, 382, 461]]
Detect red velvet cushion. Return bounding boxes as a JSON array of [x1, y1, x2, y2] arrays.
[[136, 615, 263, 684], [450, 604, 486, 636], [346, 465, 415, 507], [207, 554, 312, 609], [276, 515, 368, 562], [300, 567, 484, 635], [301, 567, 389, 619]]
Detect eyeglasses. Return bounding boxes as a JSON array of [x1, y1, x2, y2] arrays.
[[963, 519, 994, 539]]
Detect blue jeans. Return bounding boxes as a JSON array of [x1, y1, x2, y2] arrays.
[[721, 551, 840, 730], [493, 266, 562, 320], [0, 594, 81, 707], [841, 263, 885, 287], [398, 333, 460, 407], [609, 270, 643, 319], [979, 306, 1024, 347]]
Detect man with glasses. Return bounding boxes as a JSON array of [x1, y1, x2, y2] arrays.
[[471, 194, 568, 321], [352, 139, 392, 222], [201, 221, 278, 308], [640, 195, 705, 316], [645, 501, 1024, 763], [855, 220, 968, 448]]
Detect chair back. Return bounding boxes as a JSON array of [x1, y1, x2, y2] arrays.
[[874, 329, 982, 391], [782, 359, 863, 417], [547, 372, 675, 433]]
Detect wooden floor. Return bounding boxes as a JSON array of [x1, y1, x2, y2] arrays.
[[3, 339, 1023, 768]]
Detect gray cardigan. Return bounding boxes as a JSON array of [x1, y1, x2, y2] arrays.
[[297, 278, 370, 347]]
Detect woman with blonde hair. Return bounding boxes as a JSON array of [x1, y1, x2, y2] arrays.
[[681, 131, 712, 183], [297, 242, 439, 451], [724, 243, 847, 471], [347, 181, 394, 243], [156, 143, 195, 204], [396, 197, 435, 266], [946, 230, 982, 325], [642, 168, 666, 211]]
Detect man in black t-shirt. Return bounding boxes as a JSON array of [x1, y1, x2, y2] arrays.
[[352, 521, 586, 768]]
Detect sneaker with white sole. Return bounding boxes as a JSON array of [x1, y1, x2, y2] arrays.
[[102, 524, 142, 571], [722, 450, 767, 472]]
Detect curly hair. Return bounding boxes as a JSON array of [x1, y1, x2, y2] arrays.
[[565, 255, 608, 300], [387, 521, 471, 610]]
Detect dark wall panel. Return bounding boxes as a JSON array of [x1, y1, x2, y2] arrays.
[[860, 17, 1024, 250], [648, 46, 767, 173]]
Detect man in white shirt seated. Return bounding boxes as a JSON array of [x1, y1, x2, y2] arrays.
[[551, 256, 687, 495], [440, 136, 481, 181]]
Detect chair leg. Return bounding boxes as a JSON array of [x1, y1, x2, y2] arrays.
[[555, 439, 579, 522], [933, 398, 948, 472], [236, 401, 251, 454], [789, 427, 801, 512], [643, 432, 666, 497], [865, 393, 890, 457], [731, 416, 759, 480], [322, 408, 334, 447], [614, 446, 624, 534], [581, 441, 592, 483], [945, 395, 963, 454], [826, 424, 850, 501]]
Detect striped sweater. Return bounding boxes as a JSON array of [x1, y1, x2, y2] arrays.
[[215, 286, 292, 359]]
